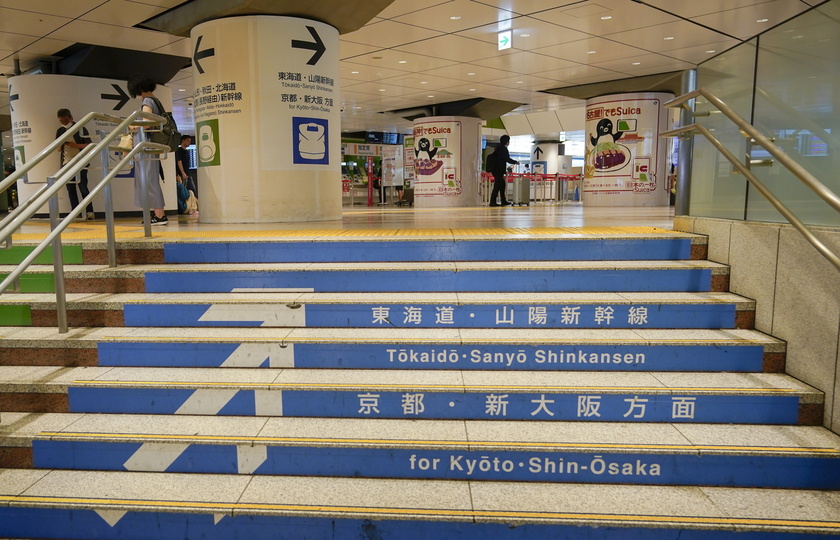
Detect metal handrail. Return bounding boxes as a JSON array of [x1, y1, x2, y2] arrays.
[[662, 88, 840, 272], [0, 109, 169, 332]]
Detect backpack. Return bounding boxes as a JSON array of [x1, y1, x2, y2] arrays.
[[486, 150, 497, 172], [149, 97, 182, 152]]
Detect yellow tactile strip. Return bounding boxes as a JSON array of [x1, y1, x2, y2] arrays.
[[37, 431, 840, 454], [1, 495, 838, 530], [12, 224, 682, 241]]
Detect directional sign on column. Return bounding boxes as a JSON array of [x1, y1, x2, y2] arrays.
[[100, 83, 130, 110]]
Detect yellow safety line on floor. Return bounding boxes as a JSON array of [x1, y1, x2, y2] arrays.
[[11, 225, 682, 241], [71, 380, 799, 393], [1, 495, 837, 529], [37, 431, 839, 454]]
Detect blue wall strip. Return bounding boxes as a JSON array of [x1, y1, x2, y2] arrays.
[[33, 440, 840, 489], [123, 302, 736, 328], [164, 238, 693, 263], [68, 387, 800, 424], [144, 269, 713, 293], [97, 342, 766, 372]]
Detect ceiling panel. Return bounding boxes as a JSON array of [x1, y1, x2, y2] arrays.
[[47, 20, 183, 51], [422, 63, 503, 83], [81, 0, 168, 26], [375, 0, 454, 20], [391, 0, 514, 32], [473, 50, 579, 75], [692, 0, 822, 40], [0, 1, 104, 18], [533, 37, 651, 65], [0, 8, 70, 36], [455, 16, 592, 49], [474, 0, 581, 15], [340, 40, 380, 60], [530, 0, 679, 35], [341, 20, 443, 49], [603, 21, 733, 53], [344, 49, 460, 72], [393, 34, 497, 63]]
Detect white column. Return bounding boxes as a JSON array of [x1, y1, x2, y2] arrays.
[[191, 16, 341, 223], [583, 92, 673, 207], [411, 116, 482, 208]]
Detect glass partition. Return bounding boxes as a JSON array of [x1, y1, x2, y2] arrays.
[[692, 1, 840, 227], [749, 3, 840, 226], [692, 41, 757, 219]]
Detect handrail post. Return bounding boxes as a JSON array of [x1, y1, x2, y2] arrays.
[[675, 69, 696, 215], [46, 176, 69, 333], [137, 127, 152, 238], [97, 130, 118, 267]]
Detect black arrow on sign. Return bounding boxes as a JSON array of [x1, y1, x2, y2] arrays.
[[9, 85, 18, 112], [533, 147, 544, 159], [193, 35, 215, 75], [101, 84, 130, 110], [291, 26, 325, 66]]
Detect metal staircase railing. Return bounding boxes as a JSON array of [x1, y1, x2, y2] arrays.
[[0, 110, 170, 332], [662, 87, 840, 272]]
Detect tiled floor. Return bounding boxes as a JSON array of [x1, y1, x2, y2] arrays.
[[15, 203, 677, 240]]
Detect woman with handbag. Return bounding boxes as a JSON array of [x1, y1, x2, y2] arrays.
[[127, 74, 168, 225]]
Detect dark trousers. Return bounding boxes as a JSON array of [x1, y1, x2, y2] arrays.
[[66, 169, 93, 213], [490, 171, 508, 205]]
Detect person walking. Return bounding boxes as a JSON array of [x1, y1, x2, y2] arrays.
[[488, 134, 518, 207], [55, 109, 95, 220]]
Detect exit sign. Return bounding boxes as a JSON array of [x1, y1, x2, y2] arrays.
[[498, 31, 511, 50]]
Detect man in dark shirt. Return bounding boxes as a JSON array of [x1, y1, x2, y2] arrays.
[[488, 134, 518, 207], [175, 135, 197, 196], [55, 108, 95, 220]]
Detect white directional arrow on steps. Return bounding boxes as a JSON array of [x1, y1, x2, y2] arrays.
[[220, 343, 295, 368], [198, 304, 307, 327]]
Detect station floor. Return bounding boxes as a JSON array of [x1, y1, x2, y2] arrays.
[[13, 203, 678, 241]]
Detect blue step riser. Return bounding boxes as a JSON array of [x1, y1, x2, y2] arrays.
[[68, 388, 800, 424], [123, 303, 736, 329], [144, 269, 714, 293], [98, 343, 766, 372], [33, 440, 840, 489], [0, 507, 824, 540], [164, 239, 694, 263]]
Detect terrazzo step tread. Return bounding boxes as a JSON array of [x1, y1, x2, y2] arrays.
[[8, 414, 838, 489], [0, 367, 821, 424], [0, 327, 785, 372], [1, 469, 839, 536]]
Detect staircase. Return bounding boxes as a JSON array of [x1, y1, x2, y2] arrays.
[[1, 226, 839, 539]]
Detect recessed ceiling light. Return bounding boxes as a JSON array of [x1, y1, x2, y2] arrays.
[[351, 71, 360, 74], [398, 60, 407, 64], [663, 36, 674, 40], [587, 50, 597, 54], [420, 81, 428, 84], [428, 95, 434, 98], [756, 18, 769, 23], [450, 16, 461, 20], [353, 106, 363, 109], [631, 62, 641, 65], [467, 72, 476, 75], [178, 89, 185, 92], [516, 81, 524, 84], [705, 50, 716, 54], [600, 16, 612, 20], [469, 88, 476, 91], [520, 33, 530, 37], [379, 89, 386, 92]]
